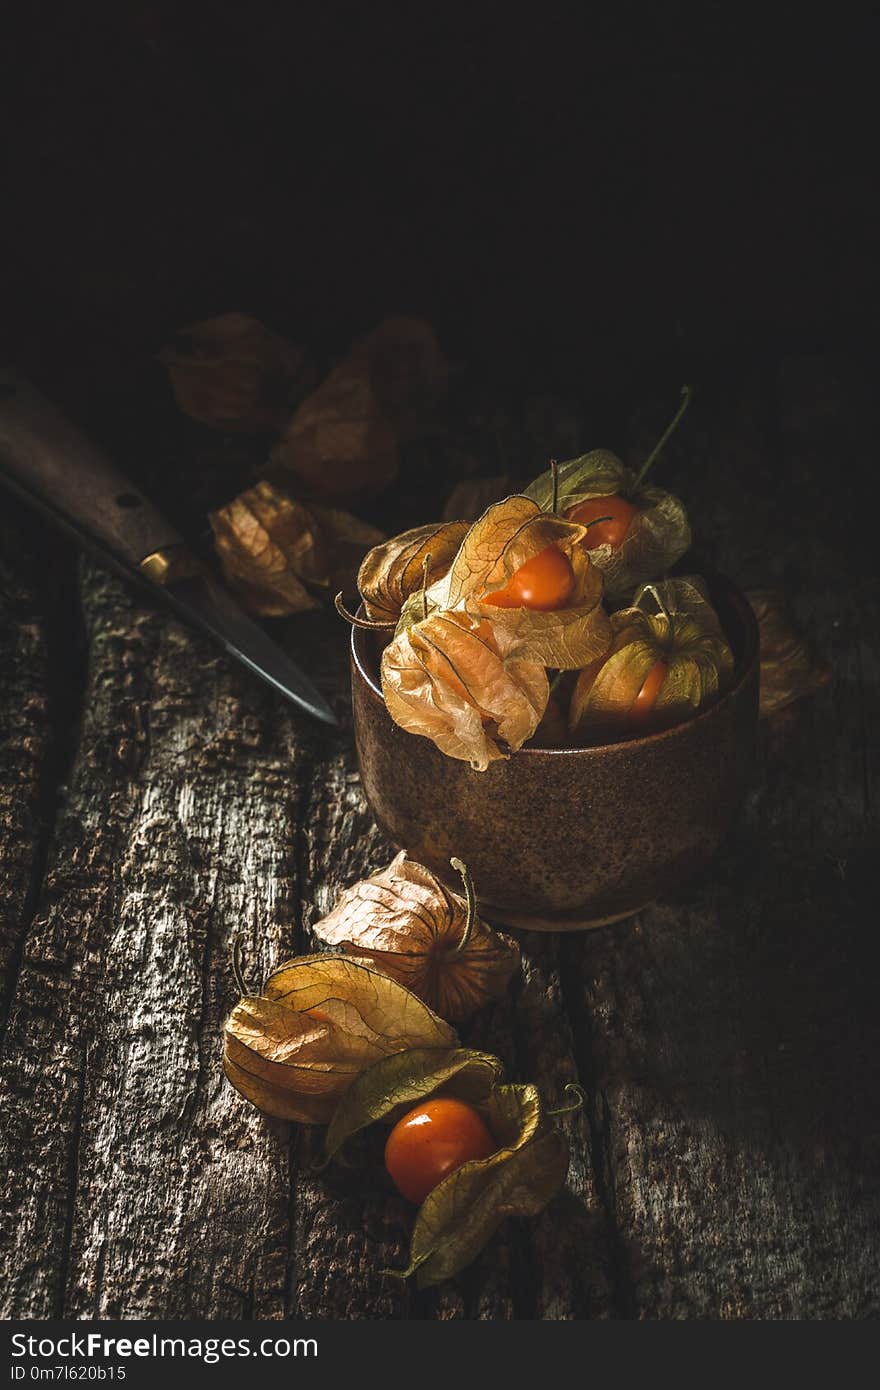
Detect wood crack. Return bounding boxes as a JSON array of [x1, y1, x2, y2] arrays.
[[558, 937, 636, 1319], [55, 1037, 90, 1317]]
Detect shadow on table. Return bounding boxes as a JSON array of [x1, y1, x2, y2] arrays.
[[571, 824, 880, 1169]]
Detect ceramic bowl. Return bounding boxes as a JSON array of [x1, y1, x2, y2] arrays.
[[350, 573, 759, 931]]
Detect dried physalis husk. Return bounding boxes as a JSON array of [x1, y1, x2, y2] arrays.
[[524, 389, 694, 601], [632, 573, 726, 634], [266, 317, 447, 503], [348, 317, 450, 443], [569, 577, 735, 743], [356, 522, 469, 624], [400, 1082, 569, 1288], [268, 363, 399, 504], [524, 450, 691, 602], [312, 852, 520, 1022], [324, 1050, 572, 1288], [746, 589, 831, 717], [210, 482, 323, 616], [158, 313, 314, 433], [325, 1046, 505, 1160], [429, 495, 612, 670], [223, 955, 457, 1124], [209, 481, 383, 617], [381, 608, 550, 770]]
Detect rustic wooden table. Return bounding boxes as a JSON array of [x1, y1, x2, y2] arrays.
[[1, 356, 878, 1319]]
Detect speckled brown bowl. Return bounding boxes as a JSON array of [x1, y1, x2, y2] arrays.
[[351, 573, 759, 931]]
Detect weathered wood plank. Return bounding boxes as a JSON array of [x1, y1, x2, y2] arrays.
[[0, 507, 54, 1028], [0, 560, 324, 1318], [562, 366, 880, 1318]]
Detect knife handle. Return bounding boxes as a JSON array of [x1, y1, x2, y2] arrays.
[[0, 369, 184, 566]]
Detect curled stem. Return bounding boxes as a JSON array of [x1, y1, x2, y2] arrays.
[[380, 1251, 432, 1281], [639, 582, 673, 627], [546, 1082, 587, 1118], [421, 553, 432, 622], [450, 856, 477, 953], [334, 592, 396, 630], [634, 383, 693, 488]]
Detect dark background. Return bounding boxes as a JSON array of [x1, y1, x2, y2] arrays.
[[2, 4, 877, 404]]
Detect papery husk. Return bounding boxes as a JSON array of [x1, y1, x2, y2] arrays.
[[263, 956, 457, 1045], [477, 545, 610, 670], [159, 313, 314, 433], [569, 590, 735, 743], [381, 608, 550, 771], [325, 1046, 504, 1160], [224, 995, 391, 1125], [268, 367, 399, 503], [223, 955, 457, 1124], [322, 1051, 573, 1287], [444, 495, 586, 606], [265, 317, 448, 502], [395, 571, 452, 634], [395, 1082, 569, 1289], [524, 451, 691, 601], [209, 480, 384, 617], [348, 317, 449, 443], [312, 851, 520, 1021], [430, 496, 612, 670], [210, 482, 322, 616], [632, 573, 725, 634], [747, 589, 831, 717], [357, 522, 469, 623]]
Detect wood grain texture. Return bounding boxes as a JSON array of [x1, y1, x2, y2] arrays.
[[1, 359, 878, 1319], [0, 509, 52, 1028], [568, 366, 880, 1318], [0, 562, 318, 1318]]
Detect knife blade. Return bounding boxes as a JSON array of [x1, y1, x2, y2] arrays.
[[0, 369, 337, 726]]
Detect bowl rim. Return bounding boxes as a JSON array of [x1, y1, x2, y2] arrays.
[[351, 569, 760, 758]]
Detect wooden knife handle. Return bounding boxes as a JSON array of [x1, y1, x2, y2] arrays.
[[0, 369, 183, 565]]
